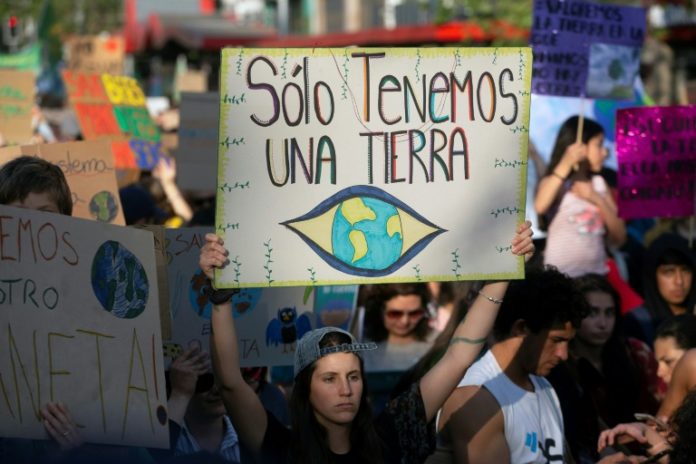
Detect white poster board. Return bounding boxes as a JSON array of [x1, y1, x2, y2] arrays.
[[0, 206, 168, 448], [216, 47, 532, 288], [165, 227, 315, 367], [174, 92, 219, 192]]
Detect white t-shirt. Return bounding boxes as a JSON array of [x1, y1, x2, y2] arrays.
[[458, 350, 565, 463]]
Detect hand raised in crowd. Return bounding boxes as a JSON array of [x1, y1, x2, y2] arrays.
[[152, 157, 177, 184], [167, 346, 211, 425], [512, 219, 535, 263], [200, 233, 228, 280], [40, 401, 83, 451], [559, 141, 588, 172], [170, 346, 211, 398]]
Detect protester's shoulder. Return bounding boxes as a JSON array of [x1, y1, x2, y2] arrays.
[[677, 349, 696, 370], [672, 349, 696, 389]]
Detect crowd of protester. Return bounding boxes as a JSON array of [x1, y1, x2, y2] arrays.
[[2, 83, 696, 463]]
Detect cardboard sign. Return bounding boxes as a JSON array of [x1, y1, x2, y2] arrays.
[[174, 92, 219, 192], [0, 69, 35, 145], [136, 226, 171, 340], [0, 205, 169, 447], [165, 227, 315, 367], [0, 140, 125, 225], [65, 36, 125, 75], [215, 47, 532, 288], [531, 0, 645, 98], [616, 106, 696, 219], [175, 70, 208, 96], [63, 71, 166, 169]]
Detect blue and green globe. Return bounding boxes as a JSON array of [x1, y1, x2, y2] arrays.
[[89, 191, 118, 223], [331, 197, 402, 271], [91, 240, 149, 319]]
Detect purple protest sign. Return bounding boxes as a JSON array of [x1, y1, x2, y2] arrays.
[[531, 0, 645, 98], [616, 106, 696, 219]]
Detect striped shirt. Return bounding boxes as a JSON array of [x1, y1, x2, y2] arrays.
[[544, 175, 609, 278], [175, 415, 241, 463]]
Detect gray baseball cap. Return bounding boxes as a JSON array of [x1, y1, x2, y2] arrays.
[[294, 327, 377, 378]]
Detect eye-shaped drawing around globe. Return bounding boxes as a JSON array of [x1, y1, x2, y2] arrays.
[[283, 185, 444, 277], [215, 47, 532, 288]]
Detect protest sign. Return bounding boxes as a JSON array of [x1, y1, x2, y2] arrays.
[[530, 0, 645, 98], [0, 43, 41, 72], [313, 285, 358, 331], [0, 69, 35, 145], [0, 205, 168, 447], [65, 35, 125, 75], [63, 71, 121, 139], [616, 106, 696, 219], [63, 71, 166, 169], [174, 70, 208, 97], [174, 92, 218, 192], [215, 47, 532, 288], [0, 140, 125, 225], [136, 226, 171, 340], [165, 227, 315, 367]]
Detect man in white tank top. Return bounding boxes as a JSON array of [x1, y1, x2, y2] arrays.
[[437, 268, 588, 463]]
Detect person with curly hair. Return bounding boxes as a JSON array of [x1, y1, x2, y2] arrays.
[[437, 266, 590, 463]]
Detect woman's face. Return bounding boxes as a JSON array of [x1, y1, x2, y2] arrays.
[[382, 294, 425, 339], [586, 133, 608, 172], [654, 336, 686, 385], [310, 352, 363, 428], [656, 264, 693, 311], [577, 290, 615, 347]]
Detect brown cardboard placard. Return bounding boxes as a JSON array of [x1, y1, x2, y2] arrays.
[[0, 140, 125, 225], [0, 69, 35, 145], [65, 35, 125, 75]]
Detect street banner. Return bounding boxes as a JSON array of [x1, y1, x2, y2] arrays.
[[531, 0, 645, 98], [216, 47, 532, 288], [616, 105, 696, 219], [0, 205, 169, 447]]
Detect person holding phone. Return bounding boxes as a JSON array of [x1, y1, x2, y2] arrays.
[[598, 389, 696, 463]]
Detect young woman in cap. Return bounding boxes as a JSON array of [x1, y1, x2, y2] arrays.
[[199, 221, 534, 464]]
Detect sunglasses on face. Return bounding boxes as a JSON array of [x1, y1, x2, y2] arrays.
[[384, 308, 426, 321]]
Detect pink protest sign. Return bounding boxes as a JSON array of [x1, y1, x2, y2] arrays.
[[616, 106, 696, 219]]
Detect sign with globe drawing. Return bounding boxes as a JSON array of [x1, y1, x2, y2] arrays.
[[164, 227, 315, 368], [0, 139, 125, 225], [216, 47, 532, 288], [0, 205, 168, 448]]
